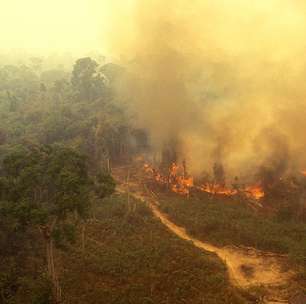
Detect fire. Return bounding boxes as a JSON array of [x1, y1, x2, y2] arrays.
[[168, 163, 192, 194], [144, 162, 194, 195], [301, 170, 306, 176], [244, 185, 265, 200], [199, 183, 238, 196], [171, 176, 194, 195], [144, 163, 154, 174], [143, 162, 265, 200]]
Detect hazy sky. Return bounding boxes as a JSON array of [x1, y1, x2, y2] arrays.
[[2, 0, 304, 57], [0, 0, 113, 55]]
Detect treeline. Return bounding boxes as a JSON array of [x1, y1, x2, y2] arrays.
[[0, 56, 142, 303], [0, 56, 147, 168]]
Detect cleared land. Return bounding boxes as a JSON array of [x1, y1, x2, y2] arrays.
[[60, 194, 251, 304], [157, 193, 306, 291]]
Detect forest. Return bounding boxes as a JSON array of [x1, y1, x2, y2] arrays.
[[0, 56, 131, 303], [0, 56, 252, 303], [2, 1, 306, 303]]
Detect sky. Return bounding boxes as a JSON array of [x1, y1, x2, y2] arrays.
[[2, 0, 304, 57], [0, 0, 112, 55]]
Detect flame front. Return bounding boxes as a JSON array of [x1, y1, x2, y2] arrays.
[[144, 163, 264, 200], [199, 183, 238, 196]]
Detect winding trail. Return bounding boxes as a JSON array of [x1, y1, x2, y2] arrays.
[[114, 168, 295, 303]]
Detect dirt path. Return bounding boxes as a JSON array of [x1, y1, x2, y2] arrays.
[[114, 168, 294, 303]]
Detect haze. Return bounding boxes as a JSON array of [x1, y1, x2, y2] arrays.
[[0, 0, 113, 55]]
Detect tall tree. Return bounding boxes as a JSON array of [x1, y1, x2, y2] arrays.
[[71, 57, 105, 102], [0, 144, 113, 303]]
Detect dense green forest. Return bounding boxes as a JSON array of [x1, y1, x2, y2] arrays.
[[0, 57, 137, 166], [0, 57, 130, 303]]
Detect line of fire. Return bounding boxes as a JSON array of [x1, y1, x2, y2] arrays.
[[112, 131, 306, 220]]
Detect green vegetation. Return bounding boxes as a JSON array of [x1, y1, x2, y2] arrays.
[[159, 194, 306, 274], [0, 57, 250, 303], [0, 56, 125, 303], [1, 53, 304, 302], [0, 192, 254, 303], [0, 56, 133, 168], [61, 194, 251, 304], [0, 144, 115, 302]]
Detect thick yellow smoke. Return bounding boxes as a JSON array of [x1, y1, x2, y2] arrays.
[[106, 0, 306, 179]]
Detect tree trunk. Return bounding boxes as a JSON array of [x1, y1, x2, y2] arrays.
[[46, 237, 61, 303], [126, 169, 131, 213], [107, 158, 111, 173], [81, 223, 86, 254], [90, 197, 97, 221], [41, 223, 61, 304]]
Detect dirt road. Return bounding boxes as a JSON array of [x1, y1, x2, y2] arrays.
[[114, 167, 294, 303]]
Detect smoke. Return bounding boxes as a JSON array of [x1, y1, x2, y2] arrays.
[[106, 0, 306, 180]]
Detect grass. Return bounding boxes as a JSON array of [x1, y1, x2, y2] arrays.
[[158, 193, 306, 281], [59, 194, 252, 304]]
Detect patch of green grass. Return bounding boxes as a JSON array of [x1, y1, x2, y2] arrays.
[[60, 194, 250, 304], [159, 194, 306, 273]]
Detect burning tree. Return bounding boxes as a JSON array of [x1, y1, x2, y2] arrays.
[[213, 162, 226, 188]]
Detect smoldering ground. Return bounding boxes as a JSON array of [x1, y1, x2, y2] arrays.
[[105, 0, 306, 180]]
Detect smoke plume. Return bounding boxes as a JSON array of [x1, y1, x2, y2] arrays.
[[106, 0, 306, 180]]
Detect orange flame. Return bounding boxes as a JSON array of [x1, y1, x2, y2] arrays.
[[244, 185, 265, 200], [143, 162, 264, 200], [199, 183, 238, 196], [171, 176, 194, 195]]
